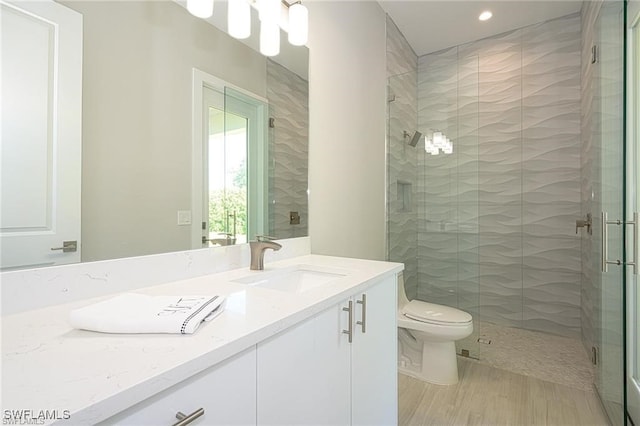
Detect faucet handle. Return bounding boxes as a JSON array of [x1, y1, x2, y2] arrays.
[[256, 235, 278, 242]]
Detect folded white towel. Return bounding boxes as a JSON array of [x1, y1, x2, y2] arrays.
[[69, 293, 225, 334]]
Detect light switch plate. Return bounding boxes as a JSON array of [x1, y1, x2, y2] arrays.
[[177, 210, 192, 226]]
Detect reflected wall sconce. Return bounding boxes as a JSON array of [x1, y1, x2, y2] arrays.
[[425, 131, 453, 155], [188, 0, 308, 57]]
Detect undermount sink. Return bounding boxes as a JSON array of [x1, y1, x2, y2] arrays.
[[232, 264, 348, 293]]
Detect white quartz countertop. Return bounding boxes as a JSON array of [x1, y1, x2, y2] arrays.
[[1, 255, 403, 425]]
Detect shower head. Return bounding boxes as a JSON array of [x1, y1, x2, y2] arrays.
[[405, 130, 423, 147]]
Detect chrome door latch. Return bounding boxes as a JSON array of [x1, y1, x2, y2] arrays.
[[576, 213, 593, 235], [50, 241, 77, 253]]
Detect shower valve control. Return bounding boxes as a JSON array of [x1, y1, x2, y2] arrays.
[[575, 213, 592, 235]]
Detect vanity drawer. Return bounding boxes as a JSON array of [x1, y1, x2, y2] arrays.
[[101, 347, 256, 426]]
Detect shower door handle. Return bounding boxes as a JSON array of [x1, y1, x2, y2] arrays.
[[630, 212, 638, 275], [602, 211, 638, 274]]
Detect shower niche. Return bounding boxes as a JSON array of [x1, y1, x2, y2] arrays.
[[397, 181, 412, 213]]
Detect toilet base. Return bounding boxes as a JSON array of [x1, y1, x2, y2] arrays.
[[420, 340, 459, 385], [398, 333, 460, 385]]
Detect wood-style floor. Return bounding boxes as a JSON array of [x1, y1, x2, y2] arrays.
[[398, 358, 610, 426]]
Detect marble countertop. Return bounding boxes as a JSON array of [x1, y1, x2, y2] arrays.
[[1, 255, 402, 425]]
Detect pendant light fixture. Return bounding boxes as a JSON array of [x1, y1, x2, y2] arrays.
[[287, 2, 308, 46], [187, 0, 214, 19], [228, 0, 251, 39], [186, 0, 308, 57]]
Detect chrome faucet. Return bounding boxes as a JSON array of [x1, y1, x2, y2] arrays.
[[249, 236, 282, 270]]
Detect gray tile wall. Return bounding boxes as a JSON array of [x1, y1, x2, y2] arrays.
[[266, 59, 309, 239], [417, 14, 582, 338]]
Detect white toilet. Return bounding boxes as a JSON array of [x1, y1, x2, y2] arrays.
[[397, 273, 473, 385]]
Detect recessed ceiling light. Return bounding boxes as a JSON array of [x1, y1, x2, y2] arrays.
[[479, 11, 493, 21]]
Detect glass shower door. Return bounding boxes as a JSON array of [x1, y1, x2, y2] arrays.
[[387, 63, 481, 360], [593, 1, 627, 424]]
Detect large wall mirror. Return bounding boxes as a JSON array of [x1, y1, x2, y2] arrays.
[[0, 0, 309, 270]]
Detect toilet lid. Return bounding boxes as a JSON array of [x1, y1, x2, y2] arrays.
[[402, 300, 472, 325]]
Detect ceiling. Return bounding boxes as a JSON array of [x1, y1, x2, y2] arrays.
[[378, 0, 582, 56]]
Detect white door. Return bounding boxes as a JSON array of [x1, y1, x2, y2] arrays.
[[350, 277, 398, 426], [627, 1, 640, 422], [0, 0, 82, 270]]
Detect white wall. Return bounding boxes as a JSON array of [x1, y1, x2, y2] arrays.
[[307, 1, 388, 260]]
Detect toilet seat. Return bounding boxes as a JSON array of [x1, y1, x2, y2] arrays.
[[401, 300, 472, 326]]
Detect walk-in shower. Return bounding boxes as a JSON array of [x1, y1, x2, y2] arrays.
[[387, 6, 628, 421], [386, 0, 634, 422]]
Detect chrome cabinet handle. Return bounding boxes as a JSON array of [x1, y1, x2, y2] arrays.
[[172, 408, 204, 426], [356, 294, 367, 333], [342, 300, 353, 343], [50, 241, 77, 253]]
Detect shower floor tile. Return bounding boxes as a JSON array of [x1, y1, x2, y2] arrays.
[[466, 321, 594, 391]]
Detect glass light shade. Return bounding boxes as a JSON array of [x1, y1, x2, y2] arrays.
[[187, 0, 214, 18], [259, 0, 280, 23], [260, 21, 280, 56], [288, 3, 308, 46], [228, 0, 251, 39]]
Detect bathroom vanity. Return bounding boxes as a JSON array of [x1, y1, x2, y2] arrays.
[[1, 254, 402, 425]]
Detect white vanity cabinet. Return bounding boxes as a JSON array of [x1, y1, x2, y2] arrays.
[[100, 347, 257, 426], [256, 275, 397, 425], [350, 275, 398, 425]]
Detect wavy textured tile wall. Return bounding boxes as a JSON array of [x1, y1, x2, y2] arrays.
[[416, 14, 582, 338], [266, 59, 309, 239], [387, 15, 419, 300]]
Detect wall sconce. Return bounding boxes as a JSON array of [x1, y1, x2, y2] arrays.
[[187, 0, 308, 57], [425, 131, 453, 155]]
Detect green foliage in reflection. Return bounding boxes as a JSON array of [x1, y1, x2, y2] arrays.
[[209, 189, 247, 236]]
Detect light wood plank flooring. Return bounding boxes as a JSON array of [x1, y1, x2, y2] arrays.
[[399, 358, 610, 426]]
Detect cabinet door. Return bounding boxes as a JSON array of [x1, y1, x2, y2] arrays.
[[351, 276, 398, 426], [101, 347, 257, 426], [257, 304, 351, 425]]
